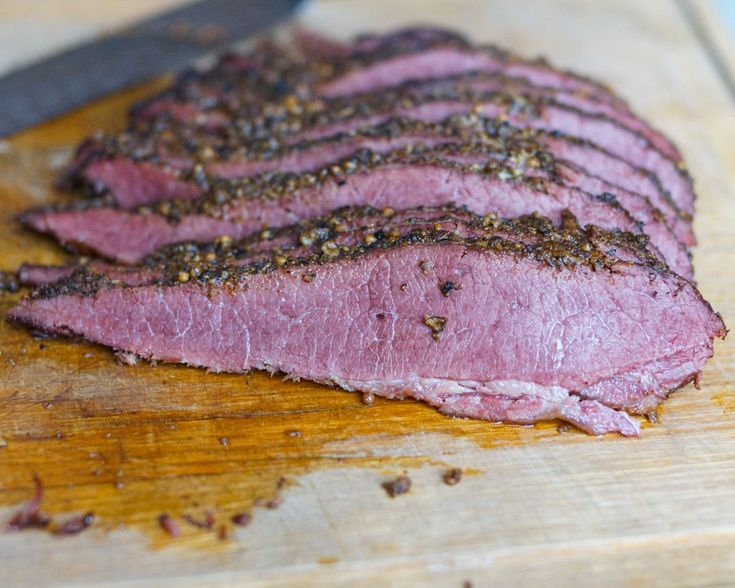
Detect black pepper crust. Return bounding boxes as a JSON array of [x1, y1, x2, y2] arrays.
[[75, 84, 622, 163], [28, 206, 669, 301], [28, 140, 640, 231], [128, 27, 624, 124], [63, 103, 688, 228], [64, 81, 690, 220]]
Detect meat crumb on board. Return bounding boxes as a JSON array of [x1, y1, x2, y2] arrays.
[[5, 474, 50, 531], [182, 511, 215, 530], [159, 513, 181, 537], [382, 475, 412, 497], [54, 512, 94, 535], [231, 512, 252, 527], [443, 467, 463, 486]]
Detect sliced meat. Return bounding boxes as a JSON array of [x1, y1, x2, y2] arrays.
[[431, 73, 681, 161], [64, 114, 692, 252], [9, 210, 725, 436], [273, 89, 693, 216], [132, 26, 625, 126], [22, 146, 642, 264], [17, 205, 663, 288]]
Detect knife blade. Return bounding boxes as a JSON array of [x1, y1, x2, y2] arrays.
[[0, 0, 304, 138]]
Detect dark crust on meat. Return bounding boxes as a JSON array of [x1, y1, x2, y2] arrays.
[[60, 111, 554, 189], [29, 142, 637, 226], [64, 108, 688, 227], [27, 207, 667, 300], [66, 84, 691, 214], [128, 27, 624, 122]]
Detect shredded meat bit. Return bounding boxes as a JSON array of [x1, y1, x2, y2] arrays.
[[54, 512, 94, 535], [231, 512, 252, 527], [382, 475, 412, 497], [6, 474, 50, 531], [443, 468, 463, 486], [254, 496, 283, 509], [266, 497, 283, 509], [159, 513, 180, 537], [182, 511, 215, 529]]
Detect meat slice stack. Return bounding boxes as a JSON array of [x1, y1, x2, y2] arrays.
[[9, 27, 725, 436]]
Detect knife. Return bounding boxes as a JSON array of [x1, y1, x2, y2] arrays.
[[0, 0, 304, 138]]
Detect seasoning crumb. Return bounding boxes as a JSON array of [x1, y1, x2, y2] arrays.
[[38, 343, 47, 351], [286, 429, 301, 438], [439, 281, 457, 297], [419, 260, 434, 273], [463, 581, 473, 588], [217, 524, 229, 541], [159, 514, 180, 537], [382, 475, 412, 498], [54, 512, 94, 535], [443, 468, 463, 486], [423, 315, 448, 341], [400, 283, 408, 291], [231, 512, 252, 527], [646, 412, 658, 423], [557, 423, 570, 433], [219, 436, 229, 447], [302, 272, 315, 283], [361, 392, 375, 405], [321, 240, 340, 257]]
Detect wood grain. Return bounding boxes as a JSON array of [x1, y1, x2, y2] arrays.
[[1, 1, 735, 586], [682, 0, 735, 95]]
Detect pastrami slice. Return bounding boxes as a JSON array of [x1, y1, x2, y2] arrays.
[[21, 149, 641, 264], [9, 217, 725, 436]]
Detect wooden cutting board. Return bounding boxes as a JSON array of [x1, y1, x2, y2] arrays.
[[2, 1, 735, 586]]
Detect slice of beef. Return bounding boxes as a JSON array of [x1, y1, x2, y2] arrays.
[[427, 73, 681, 161], [65, 113, 692, 250], [273, 89, 693, 216], [22, 146, 642, 264], [132, 26, 624, 126], [9, 210, 725, 436], [539, 131, 693, 246], [317, 38, 619, 104], [18, 205, 664, 288], [127, 65, 677, 166]]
